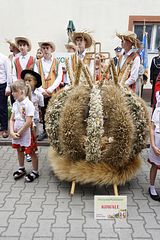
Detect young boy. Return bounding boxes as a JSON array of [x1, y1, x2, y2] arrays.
[[71, 31, 94, 78], [12, 37, 34, 82], [34, 41, 62, 141]]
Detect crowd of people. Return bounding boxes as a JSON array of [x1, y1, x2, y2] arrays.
[[0, 30, 160, 202]]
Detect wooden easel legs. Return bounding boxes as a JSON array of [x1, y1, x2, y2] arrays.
[[70, 181, 119, 196], [113, 184, 118, 195], [70, 180, 76, 195]]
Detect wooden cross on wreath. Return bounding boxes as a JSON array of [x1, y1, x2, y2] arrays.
[[85, 42, 110, 83]]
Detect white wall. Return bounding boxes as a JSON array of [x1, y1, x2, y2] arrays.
[[0, 0, 160, 87]]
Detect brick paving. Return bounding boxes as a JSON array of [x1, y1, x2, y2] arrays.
[[0, 145, 160, 240]]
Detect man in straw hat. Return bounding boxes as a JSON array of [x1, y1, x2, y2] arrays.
[[116, 31, 140, 92], [12, 37, 34, 82], [6, 39, 20, 64], [34, 41, 62, 141]]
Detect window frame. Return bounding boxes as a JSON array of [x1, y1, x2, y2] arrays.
[[128, 16, 160, 54]]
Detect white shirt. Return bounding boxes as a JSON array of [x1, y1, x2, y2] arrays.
[[77, 50, 94, 77], [12, 97, 35, 147], [120, 49, 140, 86], [77, 49, 86, 61], [152, 107, 160, 133], [34, 56, 63, 94], [31, 89, 44, 120], [12, 53, 33, 82], [0, 52, 12, 91]]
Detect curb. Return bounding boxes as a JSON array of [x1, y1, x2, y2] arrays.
[[0, 139, 49, 147]]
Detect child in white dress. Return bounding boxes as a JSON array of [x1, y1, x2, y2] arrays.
[[10, 80, 39, 182], [148, 92, 160, 201]]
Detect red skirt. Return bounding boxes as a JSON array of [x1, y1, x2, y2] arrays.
[[12, 127, 37, 154]]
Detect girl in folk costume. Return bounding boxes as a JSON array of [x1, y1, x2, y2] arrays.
[[148, 94, 160, 201], [95, 53, 109, 81], [34, 41, 62, 141], [116, 31, 140, 92], [12, 37, 34, 82], [21, 69, 44, 137], [36, 48, 43, 60], [10, 80, 39, 182]]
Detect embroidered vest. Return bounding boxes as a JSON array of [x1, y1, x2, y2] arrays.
[[15, 56, 34, 79], [71, 53, 92, 73], [83, 53, 92, 65], [117, 52, 138, 91], [37, 58, 59, 91]]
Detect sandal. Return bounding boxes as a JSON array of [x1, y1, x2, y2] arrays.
[[25, 171, 39, 182], [2, 131, 9, 138], [13, 168, 26, 180]]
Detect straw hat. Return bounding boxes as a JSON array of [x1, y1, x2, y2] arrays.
[[65, 42, 77, 51], [15, 37, 32, 51], [6, 39, 19, 51], [38, 41, 55, 52], [116, 31, 141, 48], [72, 31, 93, 48]]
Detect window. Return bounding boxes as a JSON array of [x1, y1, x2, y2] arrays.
[[129, 16, 160, 53]]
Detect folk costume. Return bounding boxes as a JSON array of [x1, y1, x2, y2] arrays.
[[150, 46, 160, 106], [12, 37, 34, 82], [34, 41, 62, 139], [11, 96, 37, 154], [116, 31, 140, 92], [21, 70, 44, 136], [71, 31, 94, 78], [148, 105, 160, 168]]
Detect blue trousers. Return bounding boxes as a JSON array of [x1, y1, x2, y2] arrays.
[[0, 83, 8, 131]]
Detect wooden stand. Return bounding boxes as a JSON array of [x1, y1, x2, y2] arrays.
[[70, 180, 76, 195], [113, 184, 118, 196], [70, 181, 119, 196]]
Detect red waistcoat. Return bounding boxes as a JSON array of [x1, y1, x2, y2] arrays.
[[15, 56, 34, 79]]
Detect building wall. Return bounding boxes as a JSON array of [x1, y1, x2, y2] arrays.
[[0, 0, 160, 89]]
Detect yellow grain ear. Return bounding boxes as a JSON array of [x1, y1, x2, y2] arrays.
[[65, 58, 74, 85], [74, 58, 83, 86], [82, 65, 93, 88]]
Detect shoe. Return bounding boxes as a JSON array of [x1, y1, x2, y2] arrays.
[[25, 154, 32, 162], [37, 132, 47, 141], [148, 187, 160, 201], [2, 130, 9, 138], [25, 171, 39, 182], [13, 168, 26, 180]]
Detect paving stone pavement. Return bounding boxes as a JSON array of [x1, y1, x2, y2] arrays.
[[0, 145, 160, 240]]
